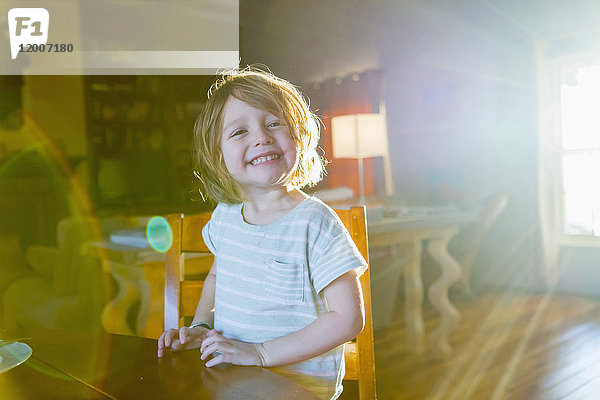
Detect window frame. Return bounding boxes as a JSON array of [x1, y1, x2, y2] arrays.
[[555, 55, 600, 246]]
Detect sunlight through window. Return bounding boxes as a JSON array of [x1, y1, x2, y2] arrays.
[[560, 64, 600, 237]]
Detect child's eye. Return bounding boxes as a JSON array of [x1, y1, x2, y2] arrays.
[[230, 129, 246, 138], [267, 121, 281, 128]]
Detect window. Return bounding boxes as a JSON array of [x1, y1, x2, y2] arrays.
[[560, 63, 600, 237]]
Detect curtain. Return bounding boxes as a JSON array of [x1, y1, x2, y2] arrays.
[[536, 39, 562, 287]]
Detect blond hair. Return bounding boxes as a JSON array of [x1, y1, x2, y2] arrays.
[[194, 68, 325, 204]]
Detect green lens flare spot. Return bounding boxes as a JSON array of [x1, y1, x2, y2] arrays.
[[146, 216, 172, 252]]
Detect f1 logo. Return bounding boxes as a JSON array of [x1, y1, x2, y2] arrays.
[[7, 8, 49, 60]]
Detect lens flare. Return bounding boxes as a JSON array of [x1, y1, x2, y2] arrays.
[[146, 216, 172, 252]]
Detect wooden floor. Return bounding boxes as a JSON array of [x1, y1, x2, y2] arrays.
[[368, 290, 600, 400]]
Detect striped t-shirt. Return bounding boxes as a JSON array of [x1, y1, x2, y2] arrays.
[[202, 196, 367, 399]]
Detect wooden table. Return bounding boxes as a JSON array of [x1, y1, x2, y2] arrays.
[[0, 329, 321, 399], [0, 353, 105, 399], [368, 210, 472, 356]]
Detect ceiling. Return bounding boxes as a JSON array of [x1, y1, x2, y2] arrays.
[[483, 0, 600, 53], [239, 0, 600, 84], [484, 0, 600, 38]]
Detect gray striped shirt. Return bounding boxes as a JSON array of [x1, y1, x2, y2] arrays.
[[202, 197, 366, 398]]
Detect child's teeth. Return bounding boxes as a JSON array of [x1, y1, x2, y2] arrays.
[[252, 154, 279, 165]]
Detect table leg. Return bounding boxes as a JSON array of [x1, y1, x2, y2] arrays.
[[101, 262, 145, 336], [427, 228, 461, 356], [137, 271, 153, 335], [404, 239, 425, 353]]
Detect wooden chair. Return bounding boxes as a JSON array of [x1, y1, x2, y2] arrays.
[[164, 206, 377, 400]]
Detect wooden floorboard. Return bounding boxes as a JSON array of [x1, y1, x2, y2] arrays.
[[371, 290, 600, 400]]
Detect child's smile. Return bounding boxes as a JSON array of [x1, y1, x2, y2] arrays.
[[249, 153, 280, 166], [220, 96, 298, 192]]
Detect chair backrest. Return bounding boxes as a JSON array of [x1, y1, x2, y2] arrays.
[[165, 206, 376, 400], [164, 212, 212, 330]]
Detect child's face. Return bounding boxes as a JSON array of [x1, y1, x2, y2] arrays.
[[219, 96, 298, 193]]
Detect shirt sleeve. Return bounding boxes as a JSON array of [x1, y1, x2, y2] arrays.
[[308, 209, 367, 293], [201, 204, 221, 255]]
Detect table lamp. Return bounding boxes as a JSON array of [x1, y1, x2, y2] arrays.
[[331, 113, 393, 204]]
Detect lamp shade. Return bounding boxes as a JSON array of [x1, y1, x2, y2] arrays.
[[331, 113, 388, 158]]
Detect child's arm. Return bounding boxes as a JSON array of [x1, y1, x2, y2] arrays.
[[190, 259, 217, 326], [199, 269, 364, 367], [157, 260, 217, 357]]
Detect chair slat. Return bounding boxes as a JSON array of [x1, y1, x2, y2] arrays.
[[165, 214, 183, 331], [344, 342, 358, 380], [181, 281, 204, 319], [334, 207, 377, 399], [181, 214, 211, 252]]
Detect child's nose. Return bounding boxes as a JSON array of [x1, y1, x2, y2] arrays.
[[252, 127, 273, 146]]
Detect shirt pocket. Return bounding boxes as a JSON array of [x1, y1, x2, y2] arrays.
[[266, 259, 305, 303]]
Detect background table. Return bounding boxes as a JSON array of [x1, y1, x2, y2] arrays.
[[88, 242, 213, 338], [368, 209, 472, 356], [0, 329, 321, 399]]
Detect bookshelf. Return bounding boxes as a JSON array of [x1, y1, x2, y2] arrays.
[[83, 75, 214, 216]]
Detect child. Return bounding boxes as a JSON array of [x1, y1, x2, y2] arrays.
[[157, 68, 366, 399]]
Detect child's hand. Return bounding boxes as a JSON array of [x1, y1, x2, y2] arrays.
[[157, 326, 209, 357], [200, 330, 267, 367]]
